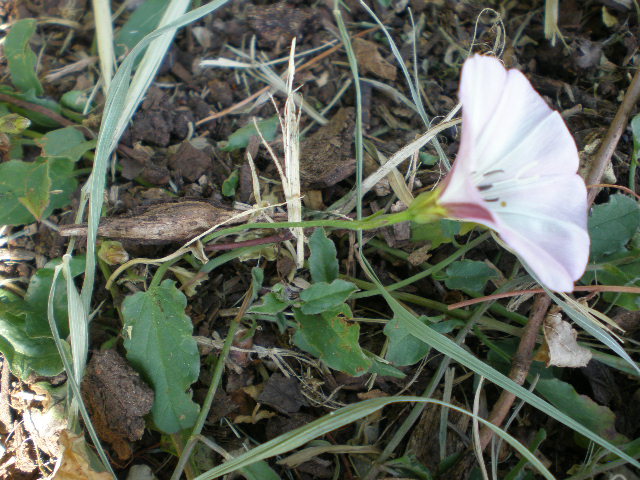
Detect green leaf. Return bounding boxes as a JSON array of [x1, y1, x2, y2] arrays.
[[221, 116, 279, 151], [0, 159, 49, 224], [222, 169, 239, 197], [114, 0, 169, 58], [387, 454, 433, 480], [384, 316, 461, 366], [535, 377, 626, 444], [631, 114, 640, 161], [251, 292, 290, 314], [24, 256, 85, 339], [419, 152, 438, 166], [308, 229, 339, 283], [589, 194, 640, 260], [16, 160, 50, 220], [122, 280, 200, 433], [0, 300, 63, 379], [240, 461, 281, 480], [366, 354, 406, 378], [293, 305, 372, 376], [443, 259, 498, 294], [384, 316, 432, 366], [60, 90, 93, 113], [37, 127, 95, 162], [299, 279, 357, 314], [4, 19, 43, 95], [411, 219, 460, 248], [0, 157, 77, 225], [597, 259, 640, 310], [47, 157, 78, 211], [488, 340, 626, 444], [0, 113, 30, 134]]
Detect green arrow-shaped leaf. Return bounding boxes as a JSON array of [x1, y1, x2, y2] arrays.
[[122, 280, 200, 433], [300, 279, 357, 314], [293, 305, 371, 376]]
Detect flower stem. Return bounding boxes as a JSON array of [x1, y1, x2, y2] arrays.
[[203, 209, 414, 244]]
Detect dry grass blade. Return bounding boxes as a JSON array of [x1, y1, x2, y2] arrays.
[[91, 0, 115, 91], [280, 40, 305, 267]]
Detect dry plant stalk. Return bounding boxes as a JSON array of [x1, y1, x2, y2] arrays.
[[281, 40, 304, 267], [257, 39, 305, 268], [59, 201, 240, 243]]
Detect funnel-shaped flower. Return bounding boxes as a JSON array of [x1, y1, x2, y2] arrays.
[[435, 55, 589, 292]]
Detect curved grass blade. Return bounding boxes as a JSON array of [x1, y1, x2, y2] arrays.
[[81, 0, 231, 310], [363, 259, 640, 469], [194, 396, 553, 480]]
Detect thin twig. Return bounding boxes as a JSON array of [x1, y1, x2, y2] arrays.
[[586, 68, 640, 205], [448, 285, 640, 309], [478, 295, 551, 450], [204, 230, 294, 251], [588, 183, 640, 201]]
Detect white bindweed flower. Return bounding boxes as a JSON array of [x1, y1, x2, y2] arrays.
[[422, 55, 589, 292]]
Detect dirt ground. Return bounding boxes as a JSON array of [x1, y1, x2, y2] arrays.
[[0, 0, 639, 479]]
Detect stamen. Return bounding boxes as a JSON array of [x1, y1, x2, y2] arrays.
[[483, 169, 505, 177], [478, 184, 492, 191]]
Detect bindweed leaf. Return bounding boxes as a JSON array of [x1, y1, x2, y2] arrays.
[[251, 292, 290, 315], [384, 316, 460, 366], [0, 300, 63, 379], [366, 354, 405, 378], [16, 160, 50, 221], [0, 87, 62, 128], [0, 159, 49, 224], [37, 127, 96, 162], [589, 194, 640, 260], [240, 461, 281, 480], [221, 116, 279, 151], [24, 256, 85, 339], [488, 340, 626, 444], [4, 19, 43, 95], [222, 169, 239, 197], [293, 304, 371, 376], [47, 157, 77, 211], [411, 219, 460, 248], [443, 259, 498, 294], [114, 0, 168, 59], [384, 316, 432, 366], [0, 157, 77, 225], [60, 90, 93, 112], [309, 229, 339, 283], [597, 259, 640, 310], [299, 279, 357, 314], [122, 280, 200, 433]]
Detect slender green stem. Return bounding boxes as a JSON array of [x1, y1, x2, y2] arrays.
[[171, 285, 254, 480], [348, 277, 522, 336], [630, 154, 638, 193], [333, 0, 363, 222], [364, 281, 520, 479], [149, 255, 183, 289], [354, 232, 490, 298], [360, 235, 528, 326], [202, 210, 413, 244]]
